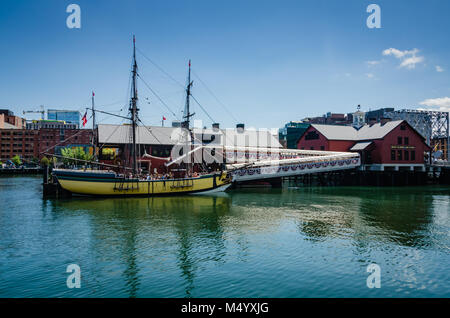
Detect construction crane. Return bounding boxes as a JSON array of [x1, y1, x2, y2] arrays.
[[23, 105, 45, 120]]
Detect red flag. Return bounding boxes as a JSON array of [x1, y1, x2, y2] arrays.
[[82, 111, 88, 127], [92, 91, 95, 97], [162, 116, 166, 121]]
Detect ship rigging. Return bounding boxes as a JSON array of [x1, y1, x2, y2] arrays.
[[51, 36, 233, 196]]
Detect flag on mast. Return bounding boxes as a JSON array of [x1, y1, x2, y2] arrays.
[[82, 111, 88, 127]]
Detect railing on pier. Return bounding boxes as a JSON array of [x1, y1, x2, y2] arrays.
[[227, 150, 361, 182], [164, 145, 361, 182]]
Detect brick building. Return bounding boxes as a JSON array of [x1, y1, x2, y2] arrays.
[[297, 119, 431, 171], [0, 129, 38, 162], [302, 113, 353, 126], [0, 109, 93, 163], [1, 128, 93, 162], [0, 110, 26, 129], [0, 110, 35, 162], [37, 128, 93, 158]]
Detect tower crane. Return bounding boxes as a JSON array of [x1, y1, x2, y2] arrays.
[[23, 105, 45, 120]]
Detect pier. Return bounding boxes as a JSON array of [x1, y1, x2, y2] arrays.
[[284, 167, 449, 187], [42, 166, 72, 198]]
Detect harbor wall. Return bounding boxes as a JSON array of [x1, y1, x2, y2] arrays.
[[285, 167, 450, 187], [0, 167, 42, 175]]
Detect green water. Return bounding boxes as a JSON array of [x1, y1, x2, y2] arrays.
[[0, 176, 449, 298]]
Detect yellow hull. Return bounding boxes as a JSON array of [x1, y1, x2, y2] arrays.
[[54, 170, 231, 196]]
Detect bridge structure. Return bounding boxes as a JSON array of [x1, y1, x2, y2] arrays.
[[168, 145, 361, 183], [386, 109, 449, 160], [224, 147, 360, 182]]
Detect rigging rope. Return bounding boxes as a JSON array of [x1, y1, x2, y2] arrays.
[[137, 117, 162, 145], [39, 114, 94, 155], [137, 74, 179, 119], [192, 70, 238, 123], [136, 48, 185, 89], [190, 94, 215, 124]]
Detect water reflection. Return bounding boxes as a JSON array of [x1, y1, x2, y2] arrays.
[[228, 187, 439, 248], [48, 195, 232, 297], [13, 181, 445, 298]]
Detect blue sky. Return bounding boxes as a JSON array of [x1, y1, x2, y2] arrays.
[[1, 0, 449, 129]]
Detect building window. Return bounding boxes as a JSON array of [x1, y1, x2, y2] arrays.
[[398, 137, 402, 145], [391, 150, 396, 161], [404, 150, 409, 160], [400, 125, 406, 130], [310, 147, 314, 150], [411, 151, 415, 161], [320, 146, 325, 150], [397, 150, 402, 160], [404, 137, 409, 145]]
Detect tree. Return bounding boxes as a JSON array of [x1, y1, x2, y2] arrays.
[[11, 155, 22, 167], [60, 147, 93, 165], [101, 148, 116, 160], [40, 156, 50, 167]]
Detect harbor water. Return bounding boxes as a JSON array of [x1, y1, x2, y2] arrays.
[[0, 176, 449, 298]]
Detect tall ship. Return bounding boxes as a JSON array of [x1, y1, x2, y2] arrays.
[[52, 37, 232, 196]]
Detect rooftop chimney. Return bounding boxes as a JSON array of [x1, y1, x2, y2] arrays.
[[380, 117, 391, 126], [236, 123, 245, 133], [212, 123, 220, 131], [171, 121, 181, 128]]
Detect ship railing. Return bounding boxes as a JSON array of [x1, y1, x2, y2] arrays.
[[170, 178, 194, 189], [113, 177, 139, 192]]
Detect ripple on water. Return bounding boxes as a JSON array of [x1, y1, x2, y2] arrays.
[[0, 178, 449, 297]]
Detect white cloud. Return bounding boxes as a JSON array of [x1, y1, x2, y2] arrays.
[[419, 97, 450, 112], [383, 48, 418, 58], [367, 60, 381, 66], [400, 56, 425, 69], [382, 48, 424, 69], [436, 65, 444, 72], [366, 73, 375, 78]]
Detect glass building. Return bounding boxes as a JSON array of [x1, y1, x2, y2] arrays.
[[47, 110, 80, 126], [278, 121, 310, 149]]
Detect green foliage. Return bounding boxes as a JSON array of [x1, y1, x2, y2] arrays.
[[60, 147, 93, 165], [11, 155, 22, 167], [101, 148, 116, 160], [40, 156, 50, 167]]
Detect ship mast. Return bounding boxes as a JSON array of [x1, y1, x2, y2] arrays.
[[182, 60, 195, 175], [182, 60, 195, 129], [91, 91, 96, 161], [129, 35, 139, 175]]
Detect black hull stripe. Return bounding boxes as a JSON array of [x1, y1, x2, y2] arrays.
[[56, 175, 219, 183]]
